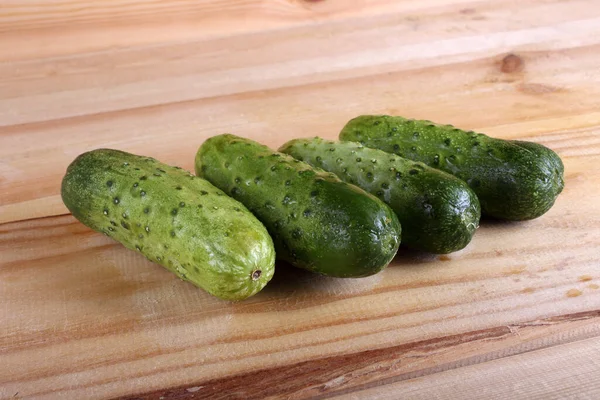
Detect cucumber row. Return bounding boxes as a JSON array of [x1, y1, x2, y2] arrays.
[[62, 116, 564, 300]]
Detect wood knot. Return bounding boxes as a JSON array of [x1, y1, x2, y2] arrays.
[[501, 53, 524, 73]]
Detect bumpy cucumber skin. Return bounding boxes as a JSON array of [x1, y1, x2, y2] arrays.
[[340, 115, 565, 220], [195, 134, 401, 278], [61, 149, 275, 301], [279, 137, 480, 254]]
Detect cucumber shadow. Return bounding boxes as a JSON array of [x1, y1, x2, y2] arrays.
[[258, 246, 442, 299], [391, 246, 440, 266], [258, 261, 338, 297], [255, 217, 527, 300], [478, 214, 525, 227]]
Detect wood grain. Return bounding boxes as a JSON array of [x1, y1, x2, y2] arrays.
[[338, 334, 600, 400], [0, 0, 484, 61], [1, 0, 600, 399], [125, 311, 600, 400], [3, 0, 600, 223]]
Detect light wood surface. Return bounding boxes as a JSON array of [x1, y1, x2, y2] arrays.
[[1, 0, 600, 399]]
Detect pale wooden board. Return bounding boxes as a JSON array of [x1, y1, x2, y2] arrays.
[[1, 0, 600, 399]]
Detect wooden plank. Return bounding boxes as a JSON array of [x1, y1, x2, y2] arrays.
[[2, 0, 600, 126], [0, 0, 485, 62], [126, 313, 600, 399], [337, 335, 600, 400], [2, 42, 600, 222], [2, 0, 600, 398], [1, 208, 599, 398]]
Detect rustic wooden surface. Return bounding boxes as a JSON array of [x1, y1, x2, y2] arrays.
[[1, 0, 600, 399]]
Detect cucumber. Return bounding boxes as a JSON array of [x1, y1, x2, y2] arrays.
[[61, 149, 275, 301], [340, 115, 564, 220], [279, 137, 480, 254], [195, 134, 401, 278]]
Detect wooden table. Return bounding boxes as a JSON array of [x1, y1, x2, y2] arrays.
[[2, 1, 600, 399]]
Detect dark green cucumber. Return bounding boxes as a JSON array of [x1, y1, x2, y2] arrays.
[[340, 115, 564, 220], [195, 134, 401, 278], [61, 149, 275, 301], [279, 137, 480, 254]]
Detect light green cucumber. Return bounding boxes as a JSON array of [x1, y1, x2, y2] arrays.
[[340, 115, 564, 220], [195, 134, 401, 278], [61, 149, 275, 301], [280, 137, 480, 254]]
